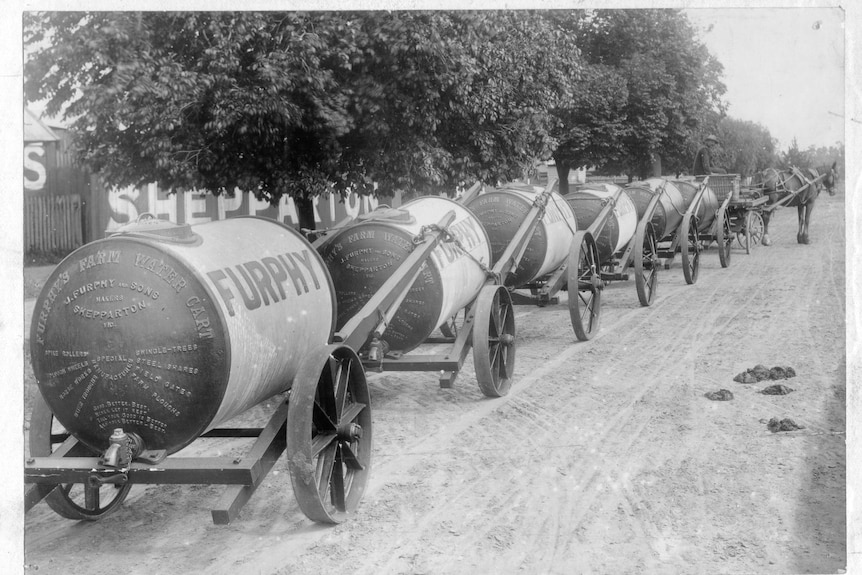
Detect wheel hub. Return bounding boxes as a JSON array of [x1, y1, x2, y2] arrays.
[[337, 422, 363, 442]]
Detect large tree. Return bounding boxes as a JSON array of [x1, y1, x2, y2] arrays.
[[553, 9, 726, 187], [25, 11, 582, 228]]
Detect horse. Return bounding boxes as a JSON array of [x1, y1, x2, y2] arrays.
[[753, 166, 826, 245]]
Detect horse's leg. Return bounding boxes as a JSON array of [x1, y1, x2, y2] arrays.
[[761, 210, 772, 246], [797, 204, 805, 244], [801, 198, 815, 244]]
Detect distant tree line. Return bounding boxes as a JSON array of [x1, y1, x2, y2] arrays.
[[781, 139, 844, 175]]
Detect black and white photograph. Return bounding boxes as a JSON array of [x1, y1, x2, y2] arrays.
[[3, 2, 858, 574]]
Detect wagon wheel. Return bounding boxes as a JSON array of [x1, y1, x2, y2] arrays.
[[566, 231, 602, 341], [287, 344, 372, 524], [680, 214, 701, 285], [717, 208, 733, 268], [473, 285, 516, 397], [634, 222, 659, 307], [28, 394, 131, 520], [744, 211, 765, 254]]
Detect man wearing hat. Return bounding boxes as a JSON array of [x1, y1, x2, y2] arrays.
[[693, 134, 727, 176]]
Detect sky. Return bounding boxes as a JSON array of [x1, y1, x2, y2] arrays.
[[685, 7, 845, 152]]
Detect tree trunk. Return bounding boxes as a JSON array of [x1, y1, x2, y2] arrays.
[[294, 196, 316, 231], [650, 152, 662, 177], [555, 163, 571, 196]]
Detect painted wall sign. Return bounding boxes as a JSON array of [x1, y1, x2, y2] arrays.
[[104, 183, 398, 234]]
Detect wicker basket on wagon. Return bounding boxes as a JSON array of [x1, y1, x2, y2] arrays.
[[695, 173, 741, 203]]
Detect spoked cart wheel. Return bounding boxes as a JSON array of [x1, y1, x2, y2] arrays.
[[566, 231, 603, 341], [717, 207, 733, 268], [634, 221, 659, 306], [28, 394, 132, 520], [681, 213, 701, 285], [743, 211, 765, 254], [287, 344, 372, 524], [472, 285, 516, 398]]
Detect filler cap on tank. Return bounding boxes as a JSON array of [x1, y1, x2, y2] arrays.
[[111, 213, 199, 244], [358, 206, 416, 224]]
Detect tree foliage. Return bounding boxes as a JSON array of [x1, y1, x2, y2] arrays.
[[780, 138, 812, 170], [25, 11, 583, 227], [553, 9, 727, 183], [804, 142, 844, 176], [778, 139, 843, 175], [550, 63, 628, 185], [715, 117, 778, 176]]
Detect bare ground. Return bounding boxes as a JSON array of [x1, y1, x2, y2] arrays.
[[22, 188, 848, 574]]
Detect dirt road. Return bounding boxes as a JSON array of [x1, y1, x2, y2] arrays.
[[23, 189, 849, 574]]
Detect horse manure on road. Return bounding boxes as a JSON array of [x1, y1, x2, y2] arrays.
[[761, 384, 795, 395], [766, 418, 806, 433], [704, 389, 734, 401], [768, 366, 796, 379], [733, 364, 796, 383]]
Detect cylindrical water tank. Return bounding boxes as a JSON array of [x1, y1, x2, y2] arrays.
[[564, 183, 638, 263], [317, 196, 492, 353], [30, 217, 335, 456], [466, 183, 578, 287], [674, 180, 719, 232], [624, 178, 687, 240]]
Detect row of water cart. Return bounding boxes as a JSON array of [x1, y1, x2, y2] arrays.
[[25, 174, 743, 527]]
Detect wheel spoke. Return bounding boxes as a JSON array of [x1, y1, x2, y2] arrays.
[[316, 442, 338, 500], [333, 356, 351, 421], [495, 299, 509, 339], [489, 341, 502, 374], [311, 432, 338, 458], [490, 293, 502, 337], [313, 399, 337, 432], [339, 442, 365, 471], [329, 447, 346, 511], [579, 290, 594, 319], [339, 402, 367, 426], [497, 345, 508, 380]]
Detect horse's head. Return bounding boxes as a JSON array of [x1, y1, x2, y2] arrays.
[[820, 161, 838, 196], [806, 167, 826, 195]]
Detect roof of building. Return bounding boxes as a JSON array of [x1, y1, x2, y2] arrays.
[[24, 108, 60, 142]]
